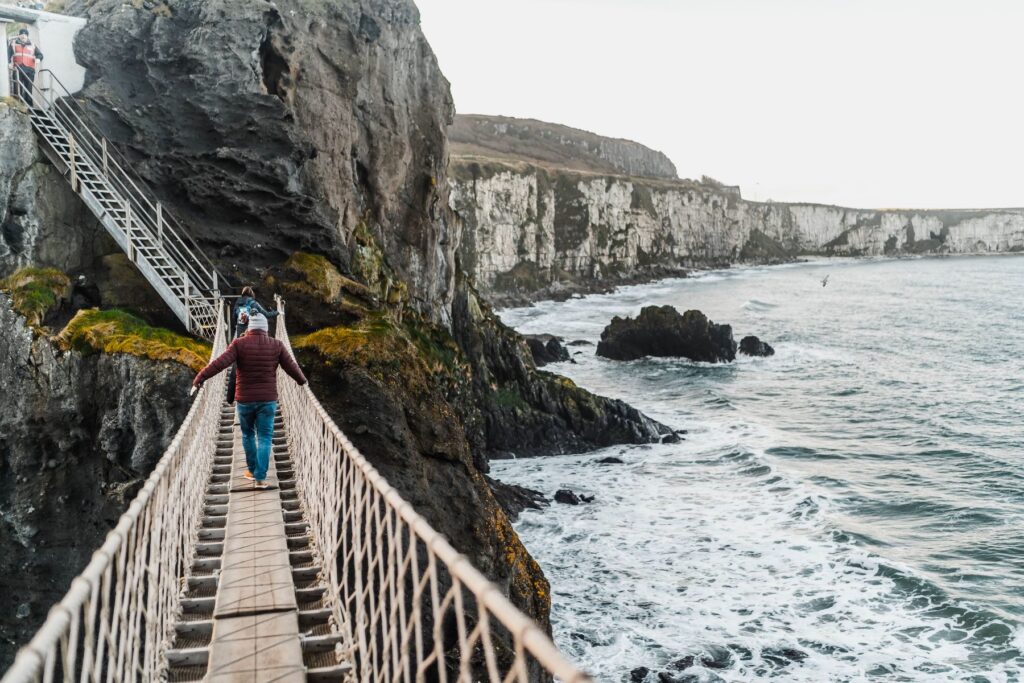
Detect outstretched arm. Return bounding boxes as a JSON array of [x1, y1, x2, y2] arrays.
[[251, 300, 279, 318], [193, 341, 239, 387], [278, 346, 307, 386]]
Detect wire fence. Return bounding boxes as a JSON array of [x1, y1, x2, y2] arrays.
[[0, 305, 228, 683], [273, 298, 592, 683]]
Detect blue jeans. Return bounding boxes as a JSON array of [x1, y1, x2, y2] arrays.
[[236, 401, 276, 481]]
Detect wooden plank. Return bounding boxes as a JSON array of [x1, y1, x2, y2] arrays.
[[214, 427, 296, 618], [206, 612, 305, 682]]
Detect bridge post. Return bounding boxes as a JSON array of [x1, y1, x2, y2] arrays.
[[102, 138, 108, 176]]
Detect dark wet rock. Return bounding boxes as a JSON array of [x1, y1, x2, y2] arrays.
[[630, 667, 651, 682], [658, 672, 723, 683], [762, 647, 808, 667], [699, 644, 734, 669], [567, 339, 593, 346], [487, 477, 548, 522], [523, 334, 571, 366], [554, 489, 581, 505], [670, 655, 695, 670], [596, 456, 625, 464], [739, 335, 775, 357], [597, 306, 737, 362], [662, 431, 687, 444]]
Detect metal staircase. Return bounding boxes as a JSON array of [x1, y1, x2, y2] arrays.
[[10, 68, 226, 339]]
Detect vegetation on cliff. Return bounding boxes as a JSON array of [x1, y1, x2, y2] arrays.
[[0, 267, 70, 328], [55, 309, 210, 372]]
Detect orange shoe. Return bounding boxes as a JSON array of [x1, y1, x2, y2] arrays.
[[242, 471, 254, 480]]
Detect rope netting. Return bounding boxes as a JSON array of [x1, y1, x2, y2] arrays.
[[1, 305, 229, 683], [274, 300, 591, 682]]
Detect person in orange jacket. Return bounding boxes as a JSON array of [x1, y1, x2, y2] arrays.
[[8, 28, 43, 107]]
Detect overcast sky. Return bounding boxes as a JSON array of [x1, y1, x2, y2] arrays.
[[416, 0, 1024, 209]]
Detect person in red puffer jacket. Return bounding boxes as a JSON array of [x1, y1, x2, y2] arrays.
[[193, 313, 307, 489]]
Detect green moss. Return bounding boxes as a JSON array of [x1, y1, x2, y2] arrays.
[[494, 386, 527, 409], [55, 309, 211, 372], [281, 251, 374, 312], [1, 267, 70, 327]]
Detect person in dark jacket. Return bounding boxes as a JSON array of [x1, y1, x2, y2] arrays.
[[193, 312, 307, 489], [233, 285, 278, 338]]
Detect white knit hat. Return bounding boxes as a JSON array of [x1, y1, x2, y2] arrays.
[[248, 312, 268, 332]]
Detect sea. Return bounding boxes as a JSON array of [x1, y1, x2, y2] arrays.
[[493, 255, 1024, 682]]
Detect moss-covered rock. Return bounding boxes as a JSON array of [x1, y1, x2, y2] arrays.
[[0, 267, 70, 328], [55, 309, 211, 372]]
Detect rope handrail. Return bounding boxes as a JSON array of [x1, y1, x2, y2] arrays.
[[0, 304, 229, 683], [273, 297, 592, 682]]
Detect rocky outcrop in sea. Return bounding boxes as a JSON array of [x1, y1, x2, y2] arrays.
[[597, 306, 737, 363]]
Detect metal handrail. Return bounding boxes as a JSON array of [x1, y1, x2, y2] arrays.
[[26, 67, 229, 293]]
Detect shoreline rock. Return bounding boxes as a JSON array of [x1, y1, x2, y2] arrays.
[[523, 334, 571, 366]]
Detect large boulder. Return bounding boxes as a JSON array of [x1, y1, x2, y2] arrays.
[[597, 305, 737, 362], [739, 335, 775, 357]]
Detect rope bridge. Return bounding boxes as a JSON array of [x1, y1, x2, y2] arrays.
[[1, 301, 591, 682]]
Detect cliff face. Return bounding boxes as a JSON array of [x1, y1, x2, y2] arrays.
[[0, 295, 192, 666], [450, 126, 1024, 304], [451, 114, 678, 179], [68, 0, 458, 320]]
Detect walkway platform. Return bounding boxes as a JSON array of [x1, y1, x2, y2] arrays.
[[207, 419, 304, 681], [164, 404, 350, 682]]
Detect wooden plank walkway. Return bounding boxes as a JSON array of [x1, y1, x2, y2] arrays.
[[206, 413, 305, 682]]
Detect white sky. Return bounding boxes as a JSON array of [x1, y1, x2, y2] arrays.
[[417, 0, 1024, 209]]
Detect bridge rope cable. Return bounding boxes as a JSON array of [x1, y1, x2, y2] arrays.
[[273, 297, 591, 682], [1, 304, 230, 683]]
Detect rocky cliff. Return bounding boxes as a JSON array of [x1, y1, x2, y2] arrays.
[[0, 294, 193, 665], [0, 0, 669, 669], [450, 120, 1024, 304]]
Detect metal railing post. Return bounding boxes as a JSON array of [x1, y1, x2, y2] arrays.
[[183, 271, 191, 333], [68, 135, 78, 192], [156, 203, 163, 245], [102, 138, 108, 176], [125, 201, 134, 263]]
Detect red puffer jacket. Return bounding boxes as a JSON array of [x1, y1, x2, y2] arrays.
[[193, 330, 306, 403]]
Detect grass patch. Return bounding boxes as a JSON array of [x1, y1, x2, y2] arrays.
[[1, 267, 70, 327], [56, 309, 211, 372]]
